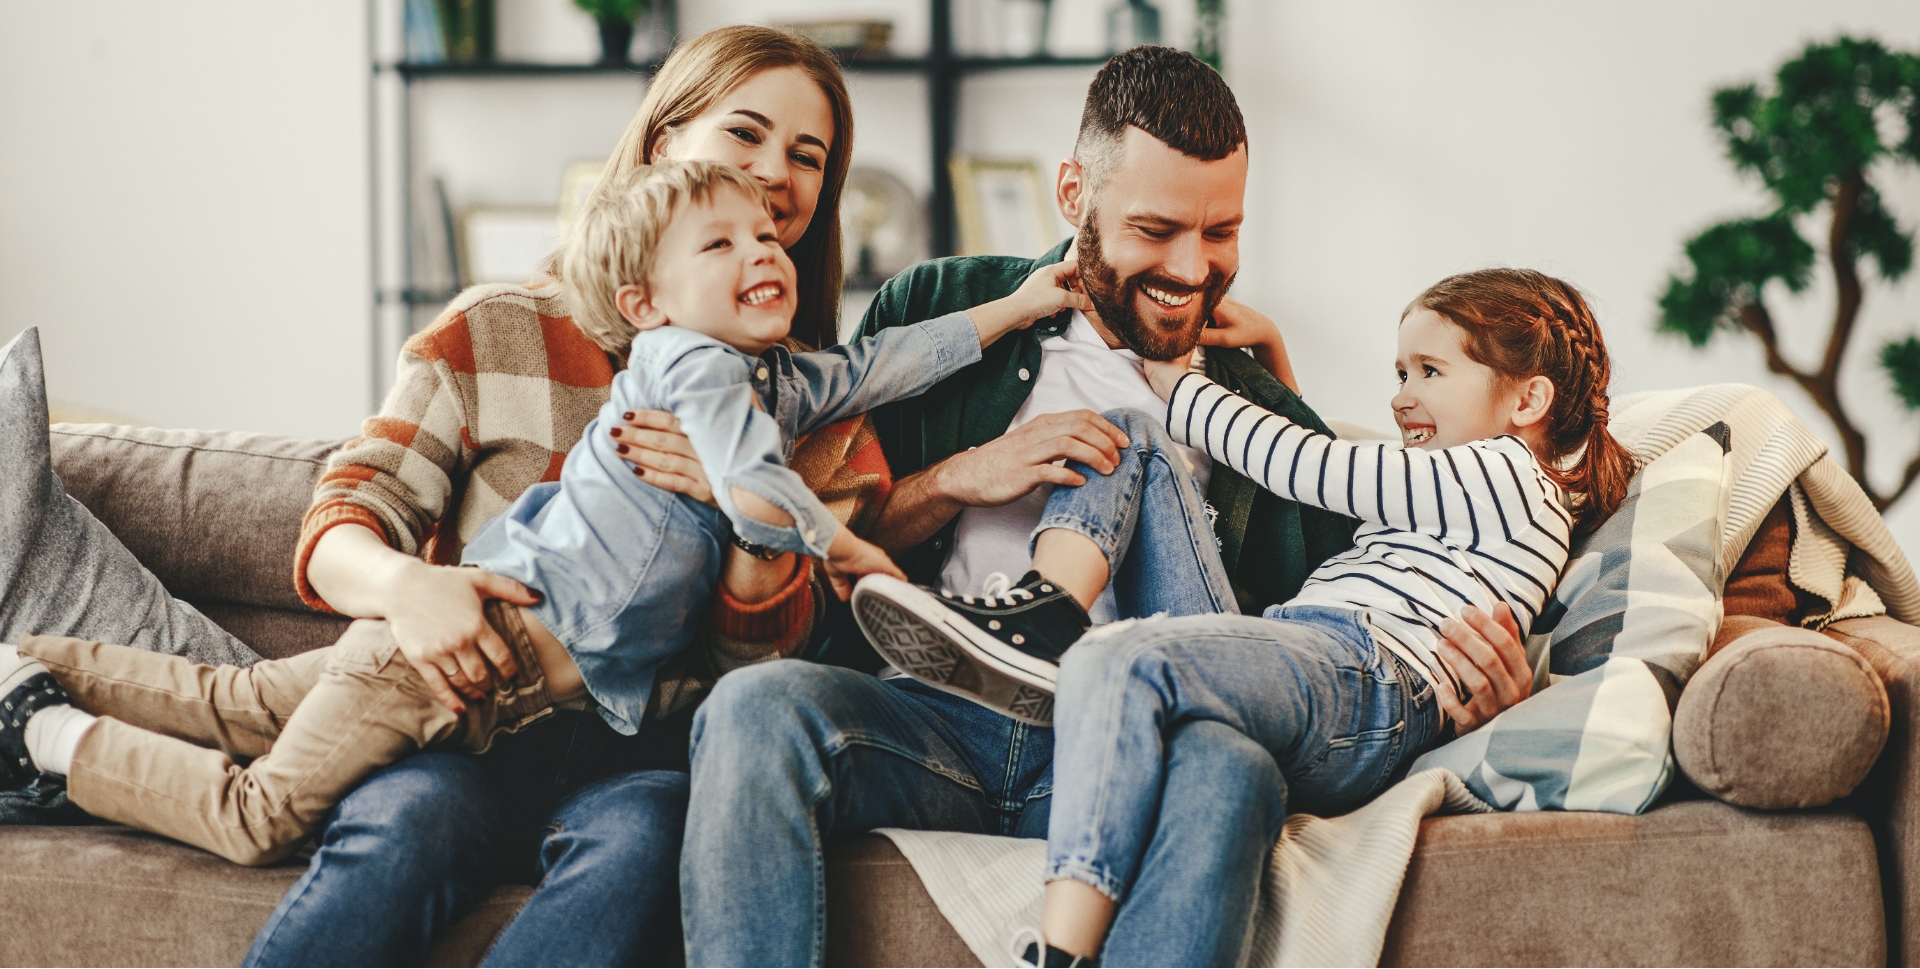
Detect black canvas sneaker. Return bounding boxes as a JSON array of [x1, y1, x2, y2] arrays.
[[851, 571, 1091, 725], [0, 651, 69, 791]]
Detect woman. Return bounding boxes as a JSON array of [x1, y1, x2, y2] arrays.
[[243, 26, 864, 965]]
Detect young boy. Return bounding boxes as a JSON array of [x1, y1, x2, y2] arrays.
[[0, 161, 1086, 865]]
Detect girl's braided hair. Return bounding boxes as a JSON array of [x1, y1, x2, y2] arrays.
[[1410, 268, 1634, 535]]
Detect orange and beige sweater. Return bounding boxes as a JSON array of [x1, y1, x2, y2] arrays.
[[295, 282, 892, 715]]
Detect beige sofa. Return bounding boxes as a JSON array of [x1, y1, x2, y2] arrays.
[[0, 421, 1912, 967]]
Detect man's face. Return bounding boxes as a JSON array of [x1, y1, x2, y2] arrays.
[[1069, 127, 1247, 360]]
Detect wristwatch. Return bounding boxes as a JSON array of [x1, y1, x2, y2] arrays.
[[731, 533, 785, 561]]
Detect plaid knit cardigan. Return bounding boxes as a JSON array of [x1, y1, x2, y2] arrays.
[[294, 282, 892, 709]]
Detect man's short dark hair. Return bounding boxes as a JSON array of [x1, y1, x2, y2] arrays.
[[1074, 46, 1247, 192]]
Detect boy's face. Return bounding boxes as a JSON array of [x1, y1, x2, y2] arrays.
[[627, 188, 798, 356]]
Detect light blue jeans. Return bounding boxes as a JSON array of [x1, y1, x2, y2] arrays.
[[1033, 407, 1237, 619], [1047, 605, 1442, 965]]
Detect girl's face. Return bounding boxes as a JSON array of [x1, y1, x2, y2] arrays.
[[1391, 309, 1548, 451], [652, 66, 835, 251]]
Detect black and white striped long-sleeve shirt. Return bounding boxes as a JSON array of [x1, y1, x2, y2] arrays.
[[1167, 374, 1572, 697]]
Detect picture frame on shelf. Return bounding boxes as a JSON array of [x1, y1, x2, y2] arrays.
[[949, 156, 1058, 258], [460, 208, 562, 285], [557, 159, 607, 236]]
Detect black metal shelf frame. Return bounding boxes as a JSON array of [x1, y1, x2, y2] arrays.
[[371, 0, 1109, 312]]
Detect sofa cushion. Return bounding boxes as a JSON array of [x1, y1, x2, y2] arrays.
[[826, 834, 979, 967], [1675, 620, 1889, 809], [0, 824, 529, 966], [1379, 800, 1883, 966], [1, 328, 259, 670]]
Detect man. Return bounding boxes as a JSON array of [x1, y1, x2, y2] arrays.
[[681, 47, 1529, 966]]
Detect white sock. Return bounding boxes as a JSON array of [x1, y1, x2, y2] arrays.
[[23, 704, 95, 776]]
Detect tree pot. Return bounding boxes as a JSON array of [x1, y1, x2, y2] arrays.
[[597, 18, 634, 65]]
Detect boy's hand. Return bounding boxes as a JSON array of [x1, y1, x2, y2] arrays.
[[968, 261, 1091, 347], [821, 528, 906, 600], [1142, 351, 1194, 400]]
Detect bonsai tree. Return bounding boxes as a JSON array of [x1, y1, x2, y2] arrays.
[[1660, 38, 1920, 509]]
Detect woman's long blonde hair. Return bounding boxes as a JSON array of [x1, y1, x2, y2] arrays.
[[603, 25, 852, 351]]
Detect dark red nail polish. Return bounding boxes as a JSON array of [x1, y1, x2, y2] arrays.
[[623, 412, 635, 421], [611, 427, 622, 437], [617, 443, 629, 454]]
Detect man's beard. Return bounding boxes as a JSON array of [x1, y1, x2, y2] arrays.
[[1075, 213, 1234, 361]]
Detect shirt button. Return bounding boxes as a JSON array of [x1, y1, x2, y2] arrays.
[[1018, 368, 1031, 381], [804, 528, 817, 543], [932, 539, 944, 550], [756, 366, 769, 380]]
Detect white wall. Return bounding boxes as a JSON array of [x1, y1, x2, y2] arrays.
[[8, 0, 1920, 559], [0, 2, 371, 438], [1222, 1, 1920, 552]]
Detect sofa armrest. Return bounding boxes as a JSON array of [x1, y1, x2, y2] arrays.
[[1824, 615, 1920, 965]]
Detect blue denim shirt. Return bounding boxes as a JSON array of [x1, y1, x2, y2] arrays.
[[628, 312, 980, 557], [462, 311, 980, 733]]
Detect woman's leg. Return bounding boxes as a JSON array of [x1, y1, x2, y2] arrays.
[[1031, 407, 1237, 619], [1043, 609, 1439, 961], [481, 769, 691, 967], [243, 751, 508, 967]]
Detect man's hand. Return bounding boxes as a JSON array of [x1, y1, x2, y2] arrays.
[[1434, 603, 1532, 734], [1200, 297, 1298, 393], [821, 528, 906, 600], [939, 410, 1130, 506], [383, 562, 542, 714]]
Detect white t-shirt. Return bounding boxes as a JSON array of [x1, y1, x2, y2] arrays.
[[938, 311, 1212, 623]]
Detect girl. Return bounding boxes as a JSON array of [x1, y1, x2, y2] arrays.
[[859, 268, 1632, 965]]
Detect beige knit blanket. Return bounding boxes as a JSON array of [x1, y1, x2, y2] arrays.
[[879, 769, 1490, 968]]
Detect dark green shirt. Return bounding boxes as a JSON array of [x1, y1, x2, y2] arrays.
[[855, 240, 1358, 615]]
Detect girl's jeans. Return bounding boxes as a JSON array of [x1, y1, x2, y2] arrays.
[[1033, 407, 1237, 619], [1039, 409, 1443, 964]]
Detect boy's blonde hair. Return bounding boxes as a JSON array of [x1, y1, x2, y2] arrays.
[[557, 160, 773, 356]]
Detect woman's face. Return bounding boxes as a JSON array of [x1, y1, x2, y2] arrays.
[[653, 65, 836, 250]]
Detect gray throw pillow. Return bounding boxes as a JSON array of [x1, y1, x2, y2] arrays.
[[0, 327, 260, 668]]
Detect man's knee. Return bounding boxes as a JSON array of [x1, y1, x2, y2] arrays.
[[692, 660, 850, 762], [328, 752, 494, 854]]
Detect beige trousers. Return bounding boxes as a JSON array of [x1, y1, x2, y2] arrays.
[[17, 601, 554, 866]]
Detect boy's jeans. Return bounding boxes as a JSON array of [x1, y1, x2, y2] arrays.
[[1033, 407, 1238, 619], [1047, 605, 1443, 965], [19, 601, 555, 866]]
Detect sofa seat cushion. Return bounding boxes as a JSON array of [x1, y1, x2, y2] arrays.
[[1381, 799, 1883, 966], [0, 825, 529, 967]]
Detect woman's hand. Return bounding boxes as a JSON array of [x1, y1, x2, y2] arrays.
[[1199, 297, 1298, 393], [1433, 603, 1533, 734], [611, 410, 715, 506], [381, 562, 543, 714], [821, 528, 906, 600]]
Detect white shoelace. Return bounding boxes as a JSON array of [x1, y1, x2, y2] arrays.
[[1010, 926, 1046, 967], [978, 571, 1036, 607]]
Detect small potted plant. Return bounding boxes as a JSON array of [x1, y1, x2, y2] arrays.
[[575, 0, 653, 65]]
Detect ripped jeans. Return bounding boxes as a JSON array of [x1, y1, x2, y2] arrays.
[[1032, 407, 1238, 620]]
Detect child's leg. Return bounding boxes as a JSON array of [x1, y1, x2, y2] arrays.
[[1030, 407, 1237, 618], [18, 635, 331, 760], [63, 605, 557, 866], [1040, 609, 1439, 959]]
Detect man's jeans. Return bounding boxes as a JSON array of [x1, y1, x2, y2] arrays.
[[681, 666, 1052, 966], [1048, 605, 1443, 965], [1035, 407, 1237, 619], [244, 710, 688, 967]]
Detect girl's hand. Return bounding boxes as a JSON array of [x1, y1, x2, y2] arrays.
[[1142, 351, 1194, 400], [1434, 603, 1533, 734], [967, 261, 1092, 347], [821, 528, 906, 600], [611, 410, 715, 506], [1199, 297, 1299, 393]]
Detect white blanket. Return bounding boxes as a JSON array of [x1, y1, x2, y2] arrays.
[[879, 769, 1490, 968]]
